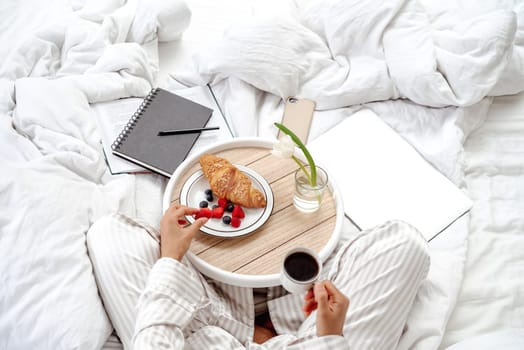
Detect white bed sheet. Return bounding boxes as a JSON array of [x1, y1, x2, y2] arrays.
[[440, 92, 524, 348], [0, 0, 522, 349]]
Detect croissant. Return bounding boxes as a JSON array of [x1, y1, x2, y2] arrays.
[[199, 154, 267, 208]]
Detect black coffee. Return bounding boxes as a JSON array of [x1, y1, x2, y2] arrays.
[[284, 252, 319, 281]]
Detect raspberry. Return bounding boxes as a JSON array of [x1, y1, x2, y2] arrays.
[[217, 198, 228, 208], [212, 207, 224, 219], [230, 217, 241, 228], [232, 205, 245, 219], [194, 208, 212, 219]]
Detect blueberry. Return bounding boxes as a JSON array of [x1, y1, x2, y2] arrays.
[[204, 189, 213, 196], [206, 194, 214, 202], [222, 216, 231, 225], [225, 203, 234, 212], [199, 201, 208, 208], [212, 204, 219, 209]]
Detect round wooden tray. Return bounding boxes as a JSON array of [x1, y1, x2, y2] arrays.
[[162, 138, 344, 287]]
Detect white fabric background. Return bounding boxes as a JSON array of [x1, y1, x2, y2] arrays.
[[1, 0, 523, 349]]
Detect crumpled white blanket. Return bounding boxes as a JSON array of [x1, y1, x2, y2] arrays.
[[0, 0, 188, 348], [1, 0, 523, 349], [171, 1, 524, 349], [177, 0, 524, 109]]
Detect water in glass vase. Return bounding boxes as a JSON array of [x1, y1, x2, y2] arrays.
[[293, 166, 328, 213]]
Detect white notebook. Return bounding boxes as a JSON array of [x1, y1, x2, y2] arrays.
[[308, 109, 472, 241]]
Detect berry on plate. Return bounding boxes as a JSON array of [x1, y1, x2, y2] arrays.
[[230, 217, 241, 228], [218, 198, 228, 208], [232, 205, 245, 219], [212, 207, 224, 219], [195, 208, 212, 219], [225, 203, 234, 212]]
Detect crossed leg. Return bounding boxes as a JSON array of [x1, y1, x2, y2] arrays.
[[296, 220, 430, 349], [87, 214, 165, 349]]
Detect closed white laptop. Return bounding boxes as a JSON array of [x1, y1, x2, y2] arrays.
[[308, 109, 472, 241]]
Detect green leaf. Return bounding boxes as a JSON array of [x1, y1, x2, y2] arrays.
[[274, 122, 317, 186]]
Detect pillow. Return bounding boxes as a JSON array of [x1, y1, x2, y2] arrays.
[[446, 329, 524, 350]]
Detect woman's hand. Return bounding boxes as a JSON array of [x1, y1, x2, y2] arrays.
[[303, 280, 350, 336], [160, 204, 208, 261]]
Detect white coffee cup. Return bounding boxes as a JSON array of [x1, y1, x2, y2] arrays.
[[280, 247, 322, 294]]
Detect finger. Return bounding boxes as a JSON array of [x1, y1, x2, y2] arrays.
[[323, 280, 349, 305], [169, 205, 187, 218], [322, 280, 340, 297], [304, 288, 314, 301], [192, 217, 208, 231], [303, 298, 316, 310], [170, 207, 199, 223], [303, 299, 318, 316], [181, 218, 207, 243], [314, 282, 329, 308], [168, 203, 183, 213], [183, 207, 200, 216]]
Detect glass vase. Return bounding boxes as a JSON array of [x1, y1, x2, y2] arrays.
[[293, 166, 328, 213]]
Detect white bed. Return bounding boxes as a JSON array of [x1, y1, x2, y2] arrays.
[[1, 0, 523, 349]]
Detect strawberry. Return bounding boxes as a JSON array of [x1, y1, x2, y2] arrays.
[[230, 217, 241, 228], [217, 198, 228, 208], [194, 208, 212, 219], [232, 205, 245, 219], [212, 206, 224, 219], [178, 219, 188, 225]]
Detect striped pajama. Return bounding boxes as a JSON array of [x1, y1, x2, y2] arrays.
[[87, 215, 429, 350]]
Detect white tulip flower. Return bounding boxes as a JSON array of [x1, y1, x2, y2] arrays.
[[271, 135, 295, 158], [274, 122, 318, 186]]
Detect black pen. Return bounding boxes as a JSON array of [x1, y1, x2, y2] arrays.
[[157, 126, 220, 136]]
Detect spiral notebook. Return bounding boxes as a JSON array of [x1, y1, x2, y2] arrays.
[[111, 87, 214, 177]]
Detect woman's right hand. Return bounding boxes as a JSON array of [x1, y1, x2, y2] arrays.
[[303, 280, 350, 336], [160, 204, 208, 261]]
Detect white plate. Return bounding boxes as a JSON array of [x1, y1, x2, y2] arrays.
[[179, 165, 274, 238]]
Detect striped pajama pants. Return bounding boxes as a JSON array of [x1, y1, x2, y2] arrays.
[[87, 215, 429, 349]]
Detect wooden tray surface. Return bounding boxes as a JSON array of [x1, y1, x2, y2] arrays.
[[169, 146, 336, 275]]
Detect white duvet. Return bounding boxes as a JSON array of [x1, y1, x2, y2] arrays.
[[0, 0, 186, 348], [0, 0, 523, 349]]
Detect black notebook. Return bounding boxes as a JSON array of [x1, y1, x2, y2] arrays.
[[111, 88, 213, 177]]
